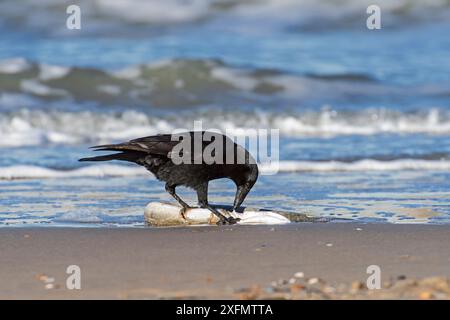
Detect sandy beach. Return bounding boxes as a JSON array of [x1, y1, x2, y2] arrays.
[[1, 223, 450, 299]]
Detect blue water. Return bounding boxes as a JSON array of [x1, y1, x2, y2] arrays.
[[0, 0, 449, 226]]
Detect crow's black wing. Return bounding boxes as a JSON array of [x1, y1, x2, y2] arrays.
[[81, 132, 232, 163], [90, 134, 179, 157]]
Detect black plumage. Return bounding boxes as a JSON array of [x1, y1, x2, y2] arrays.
[[79, 131, 258, 224]]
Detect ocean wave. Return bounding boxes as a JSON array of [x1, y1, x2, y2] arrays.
[[1, 0, 449, 34], [2, 57, 450, 112], [1, 108, 450, 147], [0, 58, 285, 108], [0, 164, 146, 180], [262, 159, 450, 173], [2, 159, 450, 179], [0, 57, 379, 108]]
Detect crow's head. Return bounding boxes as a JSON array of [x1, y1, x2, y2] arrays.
[[231, 163, 259, 211]]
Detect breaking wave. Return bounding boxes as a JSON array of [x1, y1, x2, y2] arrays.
[[2, 159, 450, 179], [1, 0, 449, 35], [0, 57, 390, 109], [261, 159, 450, 173], [0, 164, 146, 180], [2, 57, 450, 113], [1, 108, 450, 147]]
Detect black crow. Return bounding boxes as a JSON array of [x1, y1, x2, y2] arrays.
[[79, 131, 258, 224]]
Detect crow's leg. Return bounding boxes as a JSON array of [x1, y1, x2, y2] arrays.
[[165, 183, 191, 219], [196, 183, 240, 225]]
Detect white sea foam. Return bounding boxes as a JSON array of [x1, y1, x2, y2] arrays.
[[3, 58, 449, 114], [211, 66, 258, 91], [38, 64, 70, 81], [93, 0, 211, 24], [1, 159, 449, 180], [54, 211, 103, 223], [2, 0, 446, 29], [97, 84, 122, 95], [2, 108, 450, 147], [20, 79, 67, 96], [265, 159, 450, 173], [0, 164, 147, 180], [0, 58, 31, 74], [0, 0, 446, 41]]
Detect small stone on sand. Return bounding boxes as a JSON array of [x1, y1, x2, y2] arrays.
[[351, 281, 364, 290], [419, 291, 433, 299], [44, 277, 55, 284]]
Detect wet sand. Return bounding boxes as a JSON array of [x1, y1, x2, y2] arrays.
[[1, 223, 450, 299]]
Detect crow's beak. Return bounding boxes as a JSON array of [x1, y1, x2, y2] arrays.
[[233, 184, 250, 211]]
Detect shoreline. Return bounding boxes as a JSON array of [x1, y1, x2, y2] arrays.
[[1, 223, 450, 299]]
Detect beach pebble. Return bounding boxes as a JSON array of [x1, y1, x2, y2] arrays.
[[235, 276, 450, 300], [45, 283, 54, 290], [351, 281, 364, 291], [419, 291, 433, 300], [326, 243, 333, 247], [264, 287, 275, 294], [434, 292, 448, 299], [36, 274, 48, 282], [288, 278, 296, 284], [420, 276, 450, 292], [294, 272, 304, 278], [290, 284, 305, 292], [323, 286, 337, 294], [44, 277, 55, 284]]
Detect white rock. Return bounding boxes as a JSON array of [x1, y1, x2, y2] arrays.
[[44, 277, 55, 284]]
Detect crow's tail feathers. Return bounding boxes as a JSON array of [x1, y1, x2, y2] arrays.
[[79, 151, 144, 163]]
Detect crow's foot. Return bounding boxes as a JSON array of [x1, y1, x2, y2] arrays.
[[180, 206, 192, 220], [198, 203, 240, 225], [216, 216, 240, 225]]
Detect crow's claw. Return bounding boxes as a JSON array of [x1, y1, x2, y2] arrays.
[[227, 216, 241, 224], [217, 216, 240, 225], [180, 206, 192, 219]]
